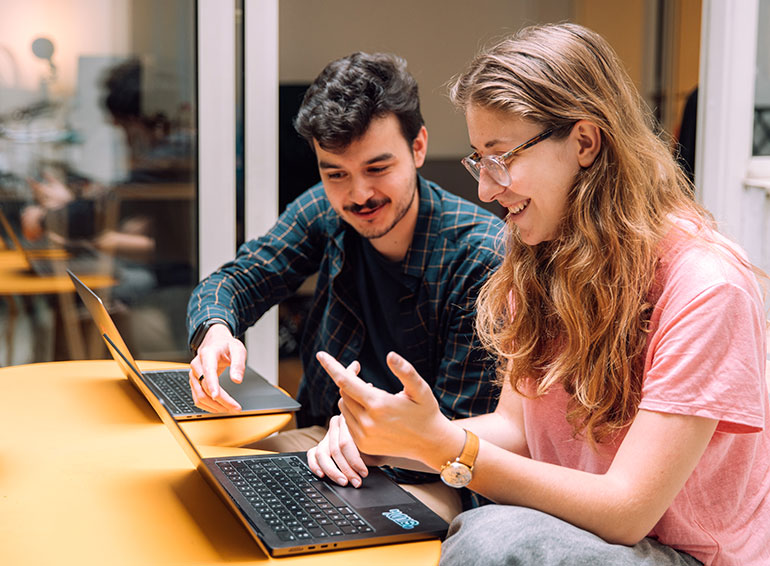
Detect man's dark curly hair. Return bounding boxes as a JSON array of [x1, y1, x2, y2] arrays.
[[103, 58, 142, 121], [294, 52, 424, 151]]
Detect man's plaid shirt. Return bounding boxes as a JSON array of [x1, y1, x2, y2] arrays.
[[188, 175, 504, 429]]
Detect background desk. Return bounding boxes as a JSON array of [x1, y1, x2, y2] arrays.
[[0, 360, 441, 565], [0, 248, 70, 269], [0, 259, 115, 363]]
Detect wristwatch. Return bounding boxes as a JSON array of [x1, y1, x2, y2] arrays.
[[190, 318, 230, 353], [439, 429, 479, 488]]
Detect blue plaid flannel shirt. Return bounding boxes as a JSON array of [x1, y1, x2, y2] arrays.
[[187, 176, 503, 500]]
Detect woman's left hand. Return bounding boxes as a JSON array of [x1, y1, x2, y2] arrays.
[[315, 350, 453, 464]]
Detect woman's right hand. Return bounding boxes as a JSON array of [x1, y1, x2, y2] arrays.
[[316, 350, 461, 469]]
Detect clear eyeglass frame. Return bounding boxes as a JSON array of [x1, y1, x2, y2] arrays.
[[461, 127, 554, 187]]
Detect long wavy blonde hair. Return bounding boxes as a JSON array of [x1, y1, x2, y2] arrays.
[[450, 23, 720, 444]]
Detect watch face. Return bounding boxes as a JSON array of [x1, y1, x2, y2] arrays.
[[440, 462, 472, 488]]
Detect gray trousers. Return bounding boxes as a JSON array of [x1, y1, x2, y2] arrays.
[[441, 505, 702, 566]]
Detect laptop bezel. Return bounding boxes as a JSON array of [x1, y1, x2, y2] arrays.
[[67, 268, 299, 419]]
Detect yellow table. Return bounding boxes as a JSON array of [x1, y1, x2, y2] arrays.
[[0, 360, 441, 565], [0, 248, 70, 270], [0, 268, 113, 295], [0, 249, 34, 270]]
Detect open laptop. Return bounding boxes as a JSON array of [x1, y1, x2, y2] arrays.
[[0, 208, 76, 275], [102, 330, 448, 557], [68, 269, 300, 420]]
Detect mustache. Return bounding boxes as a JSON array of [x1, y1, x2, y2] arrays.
[[344, 197, 390, 214]]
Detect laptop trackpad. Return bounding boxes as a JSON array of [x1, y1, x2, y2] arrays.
[[328, 471, 415, 508]]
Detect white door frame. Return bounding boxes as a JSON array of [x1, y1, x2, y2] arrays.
[[698, 0, 770, 276], [198, 0, 236, 278], [243, 0, 279, 384], [197, 0, 279, 383]]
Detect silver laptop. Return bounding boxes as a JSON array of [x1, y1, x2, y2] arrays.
[[68, 269, 300, 420], [102, 328, 448, 556]]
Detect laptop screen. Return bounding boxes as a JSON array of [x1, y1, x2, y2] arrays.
[[100, 331, 206, 468], [67, 269, 145, 385]]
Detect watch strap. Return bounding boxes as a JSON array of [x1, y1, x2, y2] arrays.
[[190, 317, 230, 353], [457, 429, 479, 469]]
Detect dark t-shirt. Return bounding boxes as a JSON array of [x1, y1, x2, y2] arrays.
[[351, 234, 414, 392]]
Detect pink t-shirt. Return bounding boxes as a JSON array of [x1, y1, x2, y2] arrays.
[[521, 224, 769, 566]]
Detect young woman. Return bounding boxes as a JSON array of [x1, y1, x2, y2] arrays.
[[313, 23, 769, 565]]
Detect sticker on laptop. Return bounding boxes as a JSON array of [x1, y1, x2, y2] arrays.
[[382, 508, 420, 529]]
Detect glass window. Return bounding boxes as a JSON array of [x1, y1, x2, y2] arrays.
[[0, 0, 197, 365], [754, 0, 770, 156]]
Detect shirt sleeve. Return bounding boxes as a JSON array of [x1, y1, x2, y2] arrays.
[[433, 247, 501, 419], [640, 280, 767, 433], [186, 188, 328, 341]]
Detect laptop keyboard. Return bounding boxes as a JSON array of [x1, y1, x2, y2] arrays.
[[217, 455, 375, 542], [146, 371, 198, 414]]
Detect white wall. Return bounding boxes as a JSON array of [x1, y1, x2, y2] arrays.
[[279, 0, 573, 158], [0, 0, 132, 182], [0, 0, 131, 104]]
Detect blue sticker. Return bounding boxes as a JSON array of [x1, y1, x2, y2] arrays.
[[382, 508, 420, 530]]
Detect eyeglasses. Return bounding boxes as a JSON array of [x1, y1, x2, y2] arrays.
[[461, 128, 554, 187]]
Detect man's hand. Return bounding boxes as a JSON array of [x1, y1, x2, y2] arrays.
[[188, 323, 246, 412], [21, 205, 46, 241], [306, 360, 381, 487], [28, 172, 74, 210], [307, 413, 373, 487]]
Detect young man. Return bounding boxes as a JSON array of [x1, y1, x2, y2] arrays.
[[186, 52, 503, 521]]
